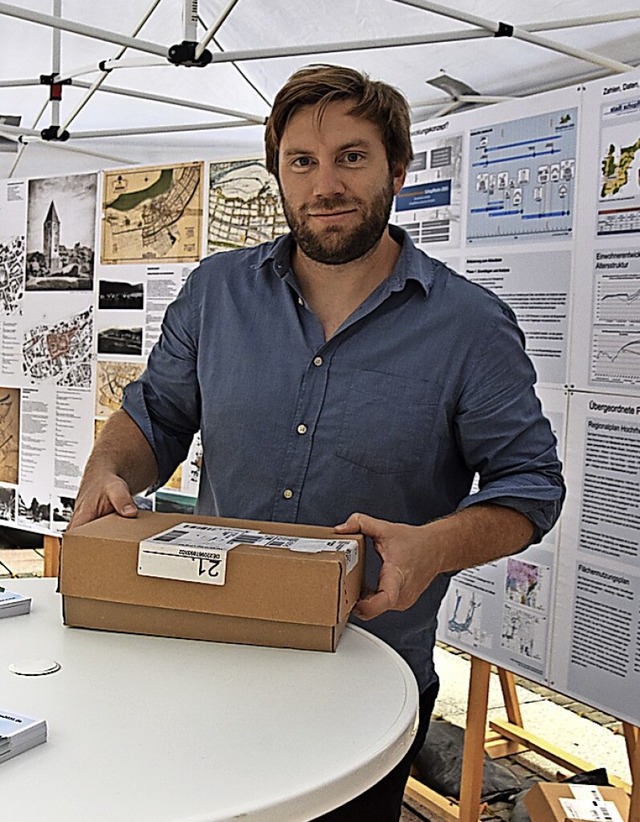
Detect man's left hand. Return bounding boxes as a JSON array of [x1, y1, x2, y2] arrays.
[[335, 512, 438, 620]]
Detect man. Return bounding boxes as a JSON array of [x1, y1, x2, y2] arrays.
[[71, 65, 564, 821]]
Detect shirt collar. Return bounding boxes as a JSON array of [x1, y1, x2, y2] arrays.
[[253, 223, 437, 297]]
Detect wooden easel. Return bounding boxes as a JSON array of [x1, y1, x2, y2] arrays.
[[406, 655, 640, 822], [43, 534, 61, 578]]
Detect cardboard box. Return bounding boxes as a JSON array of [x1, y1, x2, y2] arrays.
[[524, 782, 630, 822], [59, 510, 365, 652]]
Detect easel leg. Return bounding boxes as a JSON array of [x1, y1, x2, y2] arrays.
[[459, 656, 491, 822], [43, 535, 61, 577], [624, 723, 639, 822]]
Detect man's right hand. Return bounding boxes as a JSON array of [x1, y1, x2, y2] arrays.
[[67, 409, 159, 531], [67, 473, 139, 530]]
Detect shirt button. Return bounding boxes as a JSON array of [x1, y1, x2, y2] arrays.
[[313, 356, 323, 366], [283, 489, 294, 499], [298, 297, 304, 305], [296, 423, 307, 435]]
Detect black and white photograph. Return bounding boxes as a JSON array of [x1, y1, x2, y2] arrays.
[[25, 173, 97, 291], [0, 486, 16, 521], [98, 279, 144, 310], [51, 494, 75, 526], [17, 492, 50, 526], [97, 325, 143, 357]]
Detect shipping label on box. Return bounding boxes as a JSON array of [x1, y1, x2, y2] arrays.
[[559, 786, 626, 822], [138, 521, 359, 586]]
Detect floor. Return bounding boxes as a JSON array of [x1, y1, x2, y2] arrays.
[[1, 545, 632, 822]]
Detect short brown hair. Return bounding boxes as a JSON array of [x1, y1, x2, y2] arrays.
[[264, 64, 413, 179]]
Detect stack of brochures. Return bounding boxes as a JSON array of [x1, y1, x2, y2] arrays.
[[0, 710, 47, 763], [0, 587, 32, 618]]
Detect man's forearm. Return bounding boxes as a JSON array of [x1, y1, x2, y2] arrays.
[[340, 503, 535, 619], [425, 503, 535, 576], [69, 410, 159, 528], [82, 409, 158, 494]]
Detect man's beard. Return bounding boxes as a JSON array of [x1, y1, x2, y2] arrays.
[[282, 175, 395, 265]]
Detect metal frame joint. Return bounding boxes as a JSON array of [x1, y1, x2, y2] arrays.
[[40, 125, 70, 141], [167, 41, 212, 67], [39, 73, 71, 101], [495, 21, 514, 37]]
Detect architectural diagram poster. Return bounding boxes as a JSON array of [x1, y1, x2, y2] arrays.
[[464, 249, 571, 388], [551, 391, 640, 725], [393, 128, 463, 248], [207, 159, 287, 254], [101, 162, 204, 264], [466, 107, 577, 245], [437, 387, 567, 685]]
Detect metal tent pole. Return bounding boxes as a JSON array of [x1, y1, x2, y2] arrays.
[[0, 1, 167, 57], [71, 80, 265, 122], [524, 11, 640, 32], [71, 119, 261, 139], [56, 57, 165, 82], [57, 0, 163, 135], [7, 98, 49, 177], [195, 0, 241, 61], [204, 30, 488, 64], [392, 0, 634, 73], [0, 78, 42, 88], [50, 0, 61, 133]]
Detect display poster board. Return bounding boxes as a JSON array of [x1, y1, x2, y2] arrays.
[[394, 70, 640, 725], [1, 69, 639, 725], [0, 159, 287, 529]]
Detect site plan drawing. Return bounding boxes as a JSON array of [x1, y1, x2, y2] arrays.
[[22, 307, 93, 387], [0, 236, 25, 314], [101, 162, 204, 264], [207, 160, 287, 253], [467, 108, 577, 244]]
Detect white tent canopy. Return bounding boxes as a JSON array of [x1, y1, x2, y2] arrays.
[[1, 0, 639, 177]]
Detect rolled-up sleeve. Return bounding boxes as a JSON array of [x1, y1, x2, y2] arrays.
[[122, 271, 201, 489], [454, 301, 565, 542]]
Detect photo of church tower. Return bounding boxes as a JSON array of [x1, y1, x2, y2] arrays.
[[25, 172, 97, 291], [43, 201, 61, 273]]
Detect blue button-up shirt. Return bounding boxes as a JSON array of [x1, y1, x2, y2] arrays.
[[123, 225, 564, 691]]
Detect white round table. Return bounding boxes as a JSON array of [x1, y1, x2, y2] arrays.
[[1, 579, 418, 821]]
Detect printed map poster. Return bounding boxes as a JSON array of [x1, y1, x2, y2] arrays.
[[26, 173, 96, 291], [551, 391, 640, 725], [22, 297, 93, 389], [393, 126, 463, 247], [466, 106, 578, 245], [95, 361, 145, 418], [0, 179, 27, 316], [437, 387, 567, 685], [207, 159, 287, 254], [0, 385, 20, 485], [596, 77, 640, 237], [101, 162, 204, 264]]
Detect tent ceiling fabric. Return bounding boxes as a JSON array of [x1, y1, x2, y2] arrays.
[[0, 0, 639, 176]]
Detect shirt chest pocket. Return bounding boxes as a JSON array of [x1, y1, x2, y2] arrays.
[[335, 370, 438, 474]]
